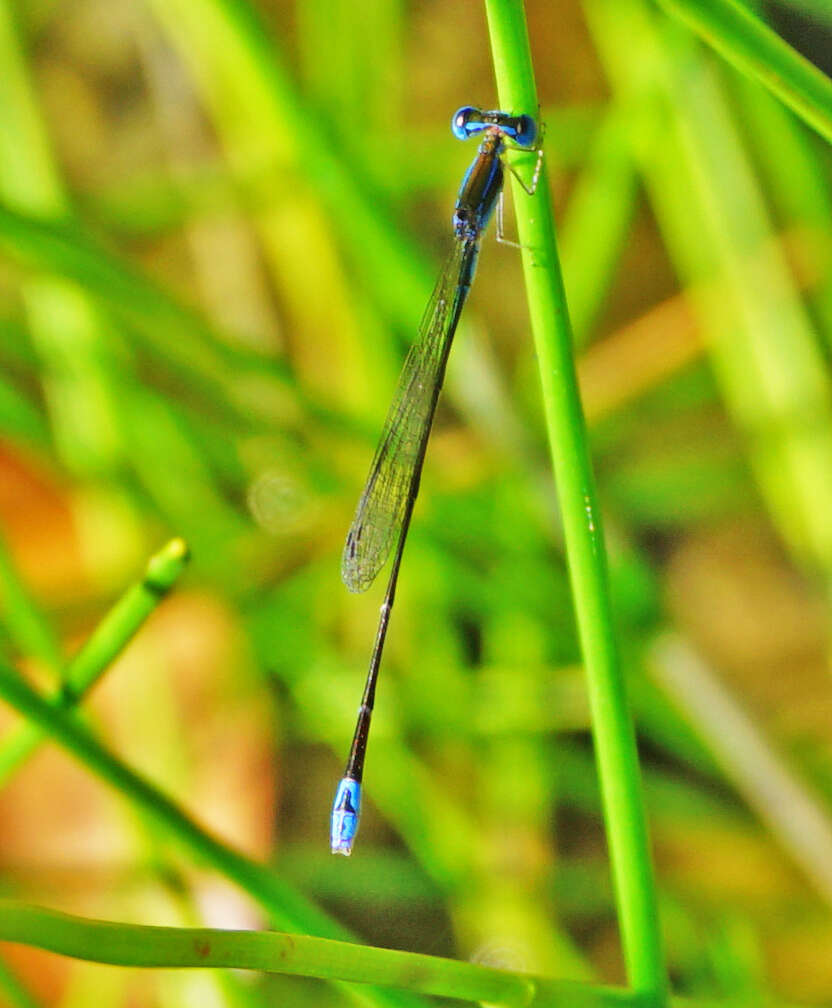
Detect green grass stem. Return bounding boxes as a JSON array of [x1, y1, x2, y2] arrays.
[[0, 899, 652, 1007], [484, 1, 666, 1001], [0, 900, 815, 1007]]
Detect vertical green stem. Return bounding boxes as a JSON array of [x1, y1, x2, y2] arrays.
[[483, 1, 666, 1000]]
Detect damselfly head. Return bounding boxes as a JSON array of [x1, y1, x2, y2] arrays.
[[451, 106, 537, 148]]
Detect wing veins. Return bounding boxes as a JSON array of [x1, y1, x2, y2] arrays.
[[342, 241, 470, 592]]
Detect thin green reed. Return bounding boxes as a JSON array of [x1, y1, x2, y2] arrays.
[[485, 0, 667, 1002]]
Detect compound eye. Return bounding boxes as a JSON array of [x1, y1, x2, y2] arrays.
[[451, 106, 483, 140], [513, 114, 537, 147]]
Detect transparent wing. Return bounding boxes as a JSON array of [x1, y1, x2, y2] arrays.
[[342, 239, 475, 593]]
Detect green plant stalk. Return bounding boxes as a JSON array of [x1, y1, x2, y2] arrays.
[[0, 664, 427, 1008], [0, 900, 649, 1008], [0, 538, 190, 785], [654, 0, 832, 145], [484, 1, 666, 1001]]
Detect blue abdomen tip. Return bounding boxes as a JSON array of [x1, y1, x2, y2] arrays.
[[331, 777, 361, 855]]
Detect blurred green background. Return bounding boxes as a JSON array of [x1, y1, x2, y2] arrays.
[[1, 0, 832, 1005]]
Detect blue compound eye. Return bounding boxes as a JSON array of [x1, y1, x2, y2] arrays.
[[512, 114, 537, 147], [451, 106, 482, 140]]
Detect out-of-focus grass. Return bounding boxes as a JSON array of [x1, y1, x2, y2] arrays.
[[0, 0, 832, 1005]]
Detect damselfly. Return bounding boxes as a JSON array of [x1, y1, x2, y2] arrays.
[[331, 107, 543, 855]]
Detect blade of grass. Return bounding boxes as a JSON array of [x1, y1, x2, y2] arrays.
[[0, 899, 649, 1008], [654, 0, 832, 144], [484, 1, 666, 1001]]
